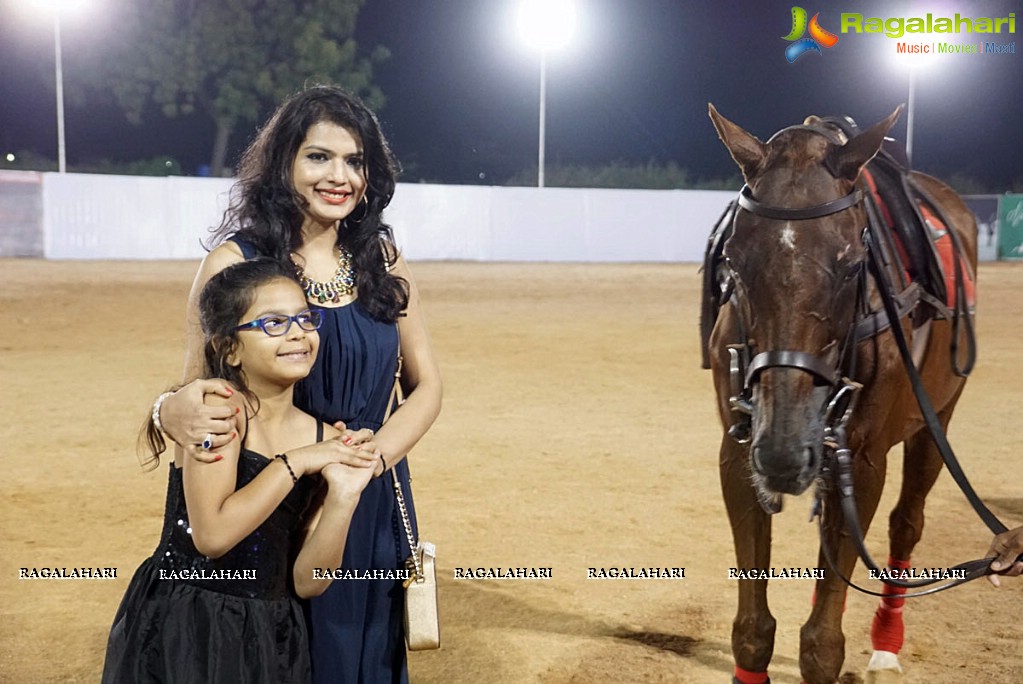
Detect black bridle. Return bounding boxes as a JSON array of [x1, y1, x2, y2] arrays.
[[725, 182, 866, 450], [737, 183, 864, 221], [727, 177, 1014, 596]]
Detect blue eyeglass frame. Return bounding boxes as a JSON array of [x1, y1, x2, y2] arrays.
[[234, 309, 324, 336]]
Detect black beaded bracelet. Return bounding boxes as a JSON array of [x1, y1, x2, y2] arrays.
[[275, 453, 299, 484]]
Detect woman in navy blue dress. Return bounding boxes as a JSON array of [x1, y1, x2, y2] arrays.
[[156, 85, 443, 683]]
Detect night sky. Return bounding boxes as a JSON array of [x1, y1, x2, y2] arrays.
[[1, 0, 1021, 188]]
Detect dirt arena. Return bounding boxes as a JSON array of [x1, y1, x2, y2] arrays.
[[1, 259, 1021, 683]]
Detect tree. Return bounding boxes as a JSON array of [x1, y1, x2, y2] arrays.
[[105, 0, 387, 175], [503, 160, 742, 190]]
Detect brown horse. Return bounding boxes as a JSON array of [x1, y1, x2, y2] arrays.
[[705, 104, 977, 684]]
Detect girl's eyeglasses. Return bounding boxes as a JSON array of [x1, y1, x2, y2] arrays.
[[234, 309, 324, 337]]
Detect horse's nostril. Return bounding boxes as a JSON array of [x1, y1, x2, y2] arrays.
[[750, 443, 817, 485], [751, 447, 766, 475], [806, 447, 818, 471]]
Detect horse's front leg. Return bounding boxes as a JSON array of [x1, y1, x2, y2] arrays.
[[866, 386, 962, 681], [800, 446, 888, 684], [721, 436, 777, 684]]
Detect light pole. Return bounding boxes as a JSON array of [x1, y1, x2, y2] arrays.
[[29, 0, 85, 173], [52, 9, 67, 173], [893, 49, 935, 169], [516, 0, 576, 188], [905, 65, 917, 167], [538, 52, 547, 188]]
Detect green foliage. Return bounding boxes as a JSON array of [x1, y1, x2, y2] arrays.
[[504, 160, 741, 190], [102, 0, 385, 173], [940, 171, 992, 195], [74, 156, 183, 177], [0, 151, 181, 176], [921, 169, 1023, 195], [0, 150, 57, 172]]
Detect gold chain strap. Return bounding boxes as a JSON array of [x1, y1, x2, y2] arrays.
[[392, 469, 423, 586], [380, 241, 420, 587], [383, 355, 423, 586]]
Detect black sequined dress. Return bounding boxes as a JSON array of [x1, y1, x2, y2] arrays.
[[102, 444, 317, 684]]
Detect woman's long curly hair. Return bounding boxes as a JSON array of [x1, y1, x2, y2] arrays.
[[139, 259, 303, 469], [209, 84, 408, 322]]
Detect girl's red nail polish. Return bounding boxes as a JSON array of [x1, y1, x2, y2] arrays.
[[213, 455, 223, 462], [343, 437, 353, 445]]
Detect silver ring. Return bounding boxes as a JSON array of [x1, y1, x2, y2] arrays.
[[202, 434, 214, 451]]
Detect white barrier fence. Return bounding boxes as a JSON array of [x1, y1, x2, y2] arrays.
[[3, 171, 1006, 262], [2, 171, 733, 262], [41, 173, 236, 259]]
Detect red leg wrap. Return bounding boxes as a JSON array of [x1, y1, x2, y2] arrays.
[[734, 665, 770, 684], [870, 556, 910, 653]]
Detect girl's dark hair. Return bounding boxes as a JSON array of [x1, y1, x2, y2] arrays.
[[209, 84, 408, 322], [139, 259, 301, 469]]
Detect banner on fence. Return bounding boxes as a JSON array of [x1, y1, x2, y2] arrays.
[[962, 195, 999, 262], [998, 194, 1023, 261]]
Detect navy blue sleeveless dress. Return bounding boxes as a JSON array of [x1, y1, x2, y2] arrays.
[[102, 442, 318, 683], [233, 238, 418, 684]]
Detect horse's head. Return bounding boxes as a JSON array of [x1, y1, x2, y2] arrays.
[[708, 103, 901, 497]]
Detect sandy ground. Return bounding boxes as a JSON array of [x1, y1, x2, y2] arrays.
[[1, 259, 1021, 683]]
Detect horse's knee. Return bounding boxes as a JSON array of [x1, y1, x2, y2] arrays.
[[800, 623, 845, 684], [888, 505, 924, 552], [732, 611, 777, 671]]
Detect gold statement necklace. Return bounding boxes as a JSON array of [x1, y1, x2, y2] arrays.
[[293, 247, 356, 304]]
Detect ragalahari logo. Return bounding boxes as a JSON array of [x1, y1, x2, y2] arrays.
[[783, 7, 839, 62]]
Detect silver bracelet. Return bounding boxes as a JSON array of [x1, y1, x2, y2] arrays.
[[152, 391, 175, 434]]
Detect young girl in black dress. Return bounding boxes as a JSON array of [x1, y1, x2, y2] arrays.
[[103, 259, 381, 683]]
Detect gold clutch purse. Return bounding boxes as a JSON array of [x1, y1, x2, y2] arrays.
[[392, 472, 440, 651]]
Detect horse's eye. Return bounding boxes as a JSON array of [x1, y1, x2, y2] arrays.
[[723, 255, 745, 274]]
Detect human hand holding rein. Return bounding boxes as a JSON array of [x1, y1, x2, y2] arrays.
[[987, 526, 1023, 587]]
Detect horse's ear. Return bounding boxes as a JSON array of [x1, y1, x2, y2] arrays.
[[708, 103, 766, 183], [827, 105, 904, 181]]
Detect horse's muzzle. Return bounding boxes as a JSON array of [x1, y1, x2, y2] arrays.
[[751, 445, 819, 495]]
